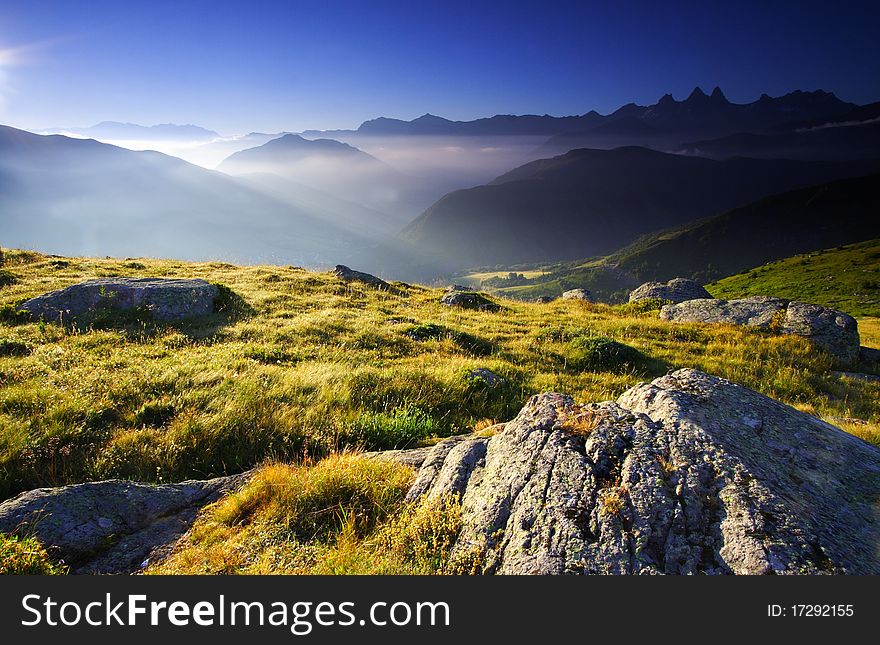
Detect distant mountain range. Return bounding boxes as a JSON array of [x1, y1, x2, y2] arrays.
[[0, 125, 363, 264], [39, 122, 221, 142], [397, 146, 880, 272], [306, 88, 857, 143]]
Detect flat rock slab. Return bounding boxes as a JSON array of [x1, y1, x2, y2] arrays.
[[0, 474, 248, 574], [20, 278, 218, 323], [660, 296, 860, 362], [629, 278, 712, 303], [407, 369, 880, 574]]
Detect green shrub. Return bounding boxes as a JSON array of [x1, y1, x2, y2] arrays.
[[344, 407, 441, 450], [567, 336, 648, 373], [133, 400, 176, 427], [404, 323, 493, 356], [0, 304, 31, 325], [0, 535, 67, 575], [0, 339, 31, 357], [0, 270, 17, 288]]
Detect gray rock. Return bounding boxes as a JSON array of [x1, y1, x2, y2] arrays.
[[561, 288, 593, 302], [465, 368, 504, 387], [860, 346, 880, 366], [660, 297, 860, 362], [533, 296, 554, 304], [628, 278, 712, 304], [0, 474, 249, 574], [446, 284, 474, 292], [333, 265, 389, 289], [406, 369, 880, 574], [19, 278, 218, 323], [440, 291, 500, 311]]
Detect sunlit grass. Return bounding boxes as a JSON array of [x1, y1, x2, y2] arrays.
[[1, 248, 878, 502]]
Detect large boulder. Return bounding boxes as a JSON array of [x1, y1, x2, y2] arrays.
[[19, 278, 218, 323], [629, 278, 712, 304], [0, 474, 248, 574], [561, 288, 593, 302], [333, 264, 389, 289], [660, 296, 860, 362], [406, 369, 880, 574]]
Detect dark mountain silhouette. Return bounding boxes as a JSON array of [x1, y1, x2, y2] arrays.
[[606, 172, 880, 284], [398, 146, 880, 271], [540, 88, 857, 155], [304, 88, 855, 146], [678, 102, 880, 161], [0, 125, 362, 264]]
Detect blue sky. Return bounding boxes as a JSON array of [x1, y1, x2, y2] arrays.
[[1, 0, 878, 134]]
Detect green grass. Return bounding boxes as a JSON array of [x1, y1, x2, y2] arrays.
[[707, 239, 880, 317], [0, 534, 67, 574], [0, 247, 878, 506]]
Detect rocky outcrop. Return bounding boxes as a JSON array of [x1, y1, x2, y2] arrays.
[[406, 369, 880, 574], [19, 278, 218, 323], [561, 288, 593, 302], [333, 265, 389, 289], [628, 278, 712, 303], [660, 297, 860, 362], [440, 291, 500, 311], [0, 474, 248, 574]]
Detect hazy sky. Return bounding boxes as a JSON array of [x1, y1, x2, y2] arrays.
[[1, 0, 879, 134]]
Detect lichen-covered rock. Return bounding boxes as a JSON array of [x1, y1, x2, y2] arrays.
[[660, 297, 860, 362], [628, 278, 712, 303], [0, 474, 248, 574], [465, 368, 503, 387], [406, 369, 880, 574], [561, 288, 593, 302], [19, 278, 218, 323], [440, 291, 500, 311], [333, 265, 389, 288]]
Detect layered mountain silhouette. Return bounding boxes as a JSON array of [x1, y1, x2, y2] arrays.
[[0, 125, 363, 264], [678, 102, 880, 161], [607, 172, 880, 283], [398, 146, 880, 271]]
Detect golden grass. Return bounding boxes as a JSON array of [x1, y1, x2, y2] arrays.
[[0, 248, 878, 505]]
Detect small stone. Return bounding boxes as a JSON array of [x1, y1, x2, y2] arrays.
[[466, 368, 503, 387], [440, 291, 500, 311], [561, 288, 593, 302]]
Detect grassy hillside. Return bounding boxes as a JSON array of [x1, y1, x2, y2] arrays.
[[1, 249, 878, 573], [474, 174, 880, 303], [707, 239, 880, 317]]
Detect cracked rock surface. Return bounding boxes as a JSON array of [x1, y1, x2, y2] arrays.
[[406, 369, 880, 574], [0, 474, 248, 573]]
